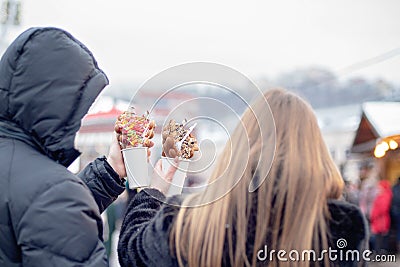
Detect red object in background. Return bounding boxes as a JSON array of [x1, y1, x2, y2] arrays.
[[370, 180, 393, 234], [84, 107, 123, 120], [80, 107, 123, 133]]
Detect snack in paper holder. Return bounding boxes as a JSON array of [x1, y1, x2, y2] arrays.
[[162, 119, 199, 159], [115, 109, 155, 149]]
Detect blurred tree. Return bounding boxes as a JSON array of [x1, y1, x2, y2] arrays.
[[276, 67, 339, 108], [1, 0, 21, 26], [276, 67, 396, 108]]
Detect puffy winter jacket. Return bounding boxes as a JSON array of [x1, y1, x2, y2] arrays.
[[0, 27, 125, 266]]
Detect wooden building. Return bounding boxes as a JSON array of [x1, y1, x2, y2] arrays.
[[351, 102, 400, 184]]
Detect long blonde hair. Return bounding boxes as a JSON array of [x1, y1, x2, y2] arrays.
[[171, 89, 344, 266]]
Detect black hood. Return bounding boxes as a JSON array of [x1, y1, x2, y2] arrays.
[[0, 27, 109, 166]]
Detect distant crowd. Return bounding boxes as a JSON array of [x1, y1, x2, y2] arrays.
[[344, 163, 400, 255]]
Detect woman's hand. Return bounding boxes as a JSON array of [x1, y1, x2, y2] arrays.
[[150, 158, 179, 195]]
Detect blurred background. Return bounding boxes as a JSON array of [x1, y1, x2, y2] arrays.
[[1, 1, 399, 266]]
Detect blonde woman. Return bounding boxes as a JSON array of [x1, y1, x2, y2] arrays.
[[118, 89, 368, 267]]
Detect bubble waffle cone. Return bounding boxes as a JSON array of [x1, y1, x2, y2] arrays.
[[161, 119, 199, 159], [115, 110, 155, 149]]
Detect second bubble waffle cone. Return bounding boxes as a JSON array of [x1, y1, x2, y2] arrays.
[[162, 119, 199, 159]]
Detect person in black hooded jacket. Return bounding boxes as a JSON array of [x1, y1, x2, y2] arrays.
[[0, 27, 129, 266]]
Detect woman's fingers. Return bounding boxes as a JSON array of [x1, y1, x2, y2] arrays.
[[165, 157, 179, 183], [154, 158, 163, 174], [150, 158, 179, 194]]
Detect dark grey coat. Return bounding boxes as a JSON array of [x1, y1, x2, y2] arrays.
[[0, 27, 125, 266]]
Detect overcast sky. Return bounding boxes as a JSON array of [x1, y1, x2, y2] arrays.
[[5, 0, 400, 85]]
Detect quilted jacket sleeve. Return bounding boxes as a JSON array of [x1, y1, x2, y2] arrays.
[[118, 189, 181, 267], [78, 156, 126, 213]]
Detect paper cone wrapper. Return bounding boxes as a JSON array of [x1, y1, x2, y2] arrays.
[[162, 156, 190, 197], [122, 147, 149, 189]]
